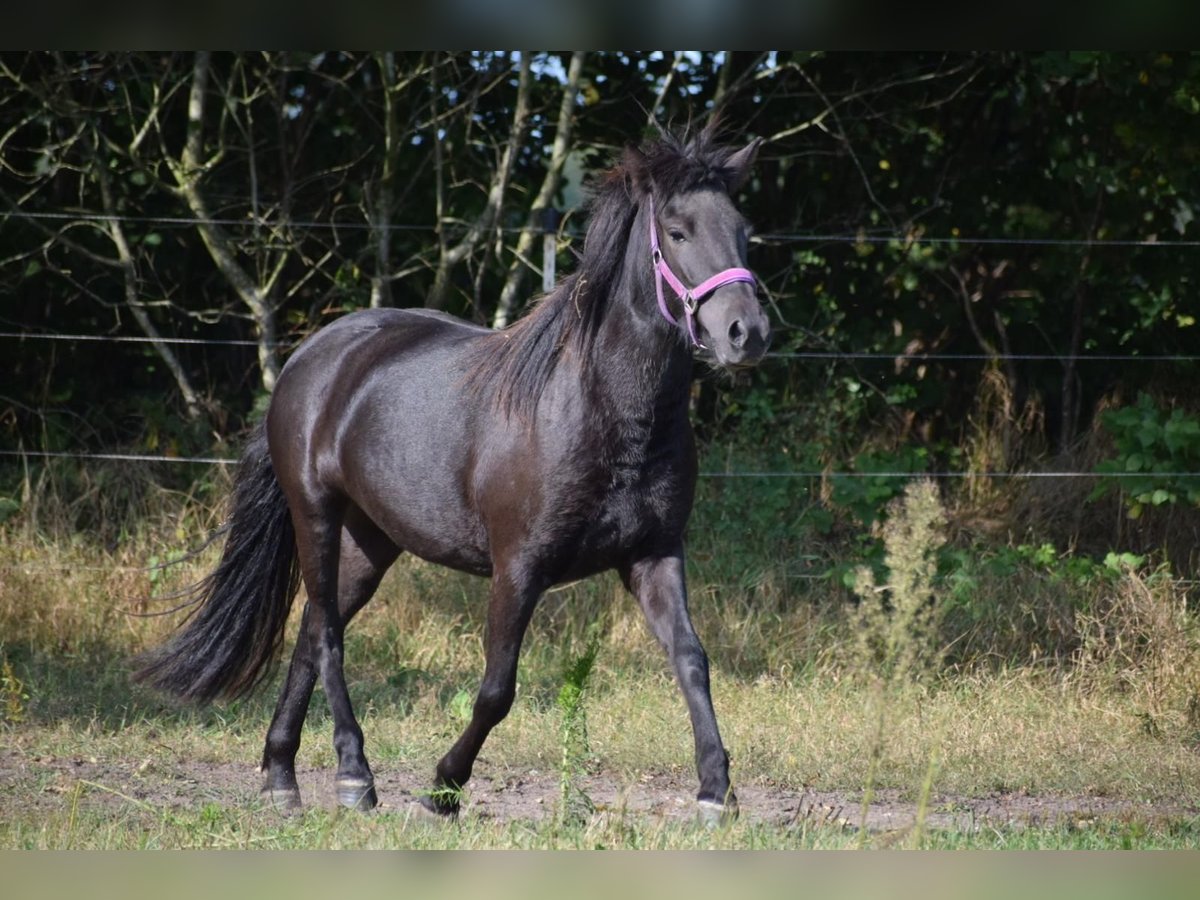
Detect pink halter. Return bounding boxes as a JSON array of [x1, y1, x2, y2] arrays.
[[649, 195, 757, 349]]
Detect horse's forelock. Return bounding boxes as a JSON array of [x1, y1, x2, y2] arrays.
[[629, 129, 744, 203]]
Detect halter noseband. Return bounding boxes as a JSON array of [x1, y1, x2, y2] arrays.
[[649, 195, 757, 349]]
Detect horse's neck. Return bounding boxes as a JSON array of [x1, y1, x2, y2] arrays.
[[586, 281, 694, 433], [551, 225, 694, 439]]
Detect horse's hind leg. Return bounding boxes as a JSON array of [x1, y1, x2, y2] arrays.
[[260, 600, 318, 810], [261, 504, 398, 811], [422, 566, 542, 816]]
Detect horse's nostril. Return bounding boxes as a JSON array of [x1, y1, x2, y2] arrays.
[[728, 319, 746, 347]]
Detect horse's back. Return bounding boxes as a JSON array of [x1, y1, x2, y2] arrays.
[[286, 307, 489, 365], [267, 307, 495, 572], [273, 308, 488, 433]]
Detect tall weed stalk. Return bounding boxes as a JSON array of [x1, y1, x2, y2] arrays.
[[850, 479, 947, 844], [557, 632, 600, 828]]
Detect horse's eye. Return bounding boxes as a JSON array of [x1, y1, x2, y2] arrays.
[[669, 230, 686, 243]]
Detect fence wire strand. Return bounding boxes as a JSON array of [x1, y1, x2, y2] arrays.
[[9, 207, 1200, 248], [4, 331, 1200, 363], [2, 448, 1197, 480]]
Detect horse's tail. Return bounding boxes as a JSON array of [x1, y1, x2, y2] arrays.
[[133, 423, 301, 703]]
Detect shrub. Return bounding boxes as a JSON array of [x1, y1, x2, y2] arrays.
[[1092, 393, 1200, 519]]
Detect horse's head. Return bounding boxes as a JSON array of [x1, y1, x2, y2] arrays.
[[640, 136, 771, 368]]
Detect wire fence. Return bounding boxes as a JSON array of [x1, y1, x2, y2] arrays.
[[0, 330, 265, 348], [5, 203, 1200, 358], [10, 207, 1200, 248], [5, 331, 1200, 364], [2, 448, 1197, 483], [4, 208, 1199, 519], [1, 366, 1195, 578], [3, 190, 1199, 586], [2, 335, 1198, 474], [6, 200, 1200, 364]]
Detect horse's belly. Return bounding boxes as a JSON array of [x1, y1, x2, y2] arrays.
[[397, 535, 493, 578], [352, 485, 492, 577]]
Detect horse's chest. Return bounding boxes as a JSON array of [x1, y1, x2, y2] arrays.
[[518, 411, 695, 574], [573, 458, 688, 558]]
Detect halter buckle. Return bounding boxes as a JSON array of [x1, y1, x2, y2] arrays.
[[682, 292, 698, 315]]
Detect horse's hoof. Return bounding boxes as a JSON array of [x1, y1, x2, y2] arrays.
[[335, 777, 378, 812], [418, 792, 460, 819], [407, 797, 454, 823], [261, 784, 303, 812], [697, 797, 738, 828]]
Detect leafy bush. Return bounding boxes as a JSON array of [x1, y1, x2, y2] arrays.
[[831, 446, 929, 530], [1092, 394, 1200, 518]]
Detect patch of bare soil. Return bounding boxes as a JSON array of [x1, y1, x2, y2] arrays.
[[1, 748, 1194, 834]]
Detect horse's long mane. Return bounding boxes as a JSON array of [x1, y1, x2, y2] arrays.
[[471, 125, 749, 418]]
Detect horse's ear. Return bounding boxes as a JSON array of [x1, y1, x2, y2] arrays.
[[724, 137, 763, 193], [622, 144, 651, 196]]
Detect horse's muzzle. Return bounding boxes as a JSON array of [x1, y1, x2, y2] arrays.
[[711, 300, 771, 368]]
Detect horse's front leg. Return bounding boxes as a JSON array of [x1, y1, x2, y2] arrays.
[[422, 565, 542, 816], [622, 548, 737, 824]]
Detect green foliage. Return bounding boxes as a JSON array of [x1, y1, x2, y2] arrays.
[[956, 542, 1137, 590], [831, 447, 929, 530], [420, 783, 466, 812], [1, 658, 30, 724], [145, 546, 191, 598], [1092, 393, 1200, 517], [448, 689, 474, 722], [848, 479, 947, 843], [557, 633, 600, 827]]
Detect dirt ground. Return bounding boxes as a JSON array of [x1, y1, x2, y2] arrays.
[[3, 747, 1195, 834]]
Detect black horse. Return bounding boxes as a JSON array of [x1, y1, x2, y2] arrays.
[[136, 127, 770, 824]]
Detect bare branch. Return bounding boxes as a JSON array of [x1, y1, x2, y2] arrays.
[[96, 156, 204, 421], [648, 51, 684, 126], [169, 51, 282, 391]]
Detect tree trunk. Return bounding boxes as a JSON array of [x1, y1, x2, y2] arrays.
[[1059, 195, 1101, 453], [370, 51, 400, 309], [427, 52, 533, 313], [170, 51, 282, 393], [1059, 279, 1087, 453], [97, 165, 205, 422], [492, 51, 586, 329]]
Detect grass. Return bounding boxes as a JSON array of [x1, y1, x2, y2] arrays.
[[3, 475, 1200, 849], [6, 796, 1200, 851]]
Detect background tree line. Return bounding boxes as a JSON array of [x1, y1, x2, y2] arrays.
[[2, 51, 1199, 563]]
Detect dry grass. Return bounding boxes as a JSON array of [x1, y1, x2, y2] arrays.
[[4, 474, 1200, 847]]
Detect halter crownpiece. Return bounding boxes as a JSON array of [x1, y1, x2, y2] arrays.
[[649, 194, 758, 349]]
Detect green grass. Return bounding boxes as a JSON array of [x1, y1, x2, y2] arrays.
[[5, 799, 1200, 850], [4, 490, 1200, 849]]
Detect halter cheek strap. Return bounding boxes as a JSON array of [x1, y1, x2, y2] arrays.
[[649, 195, 757, 349]]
